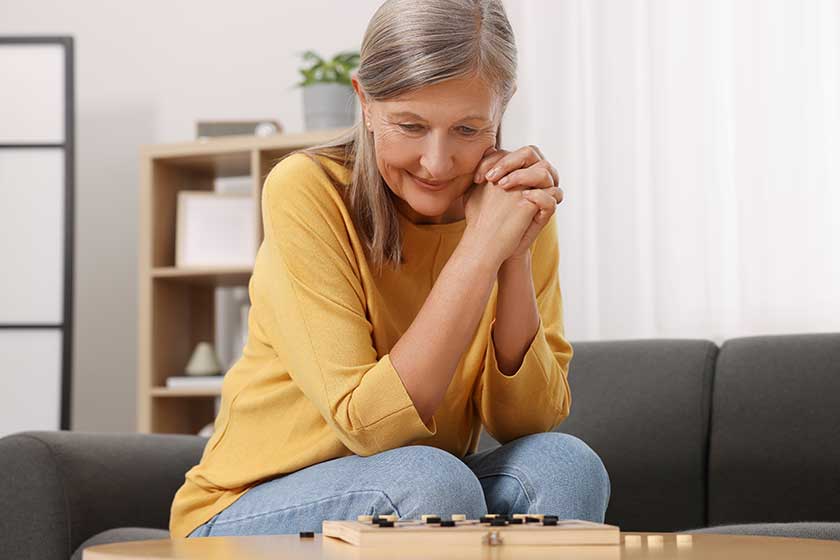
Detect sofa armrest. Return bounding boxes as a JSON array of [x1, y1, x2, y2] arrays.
[[0, 430, 206, 560]]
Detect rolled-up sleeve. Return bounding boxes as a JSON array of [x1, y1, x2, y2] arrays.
[[473, 216, 573, 444], [256, 153, 436, 456]]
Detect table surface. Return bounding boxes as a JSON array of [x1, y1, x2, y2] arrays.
[[82, 532, 840, 560]]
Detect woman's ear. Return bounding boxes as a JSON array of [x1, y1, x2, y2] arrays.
[[351, 75, 369, 123]]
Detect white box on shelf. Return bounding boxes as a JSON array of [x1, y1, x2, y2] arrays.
[[175, 192, 255, 268], [165, 375, 225, 389]]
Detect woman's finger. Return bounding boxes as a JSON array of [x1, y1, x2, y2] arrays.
[[497, 164, 555, 190], [484, 145, 542, 183], [474, 148, 508, 183], [522, 188, 557, 211]]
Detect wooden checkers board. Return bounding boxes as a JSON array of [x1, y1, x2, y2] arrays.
[[322, 516, 620, 546]]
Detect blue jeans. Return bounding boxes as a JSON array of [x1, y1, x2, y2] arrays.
[[187, 432, 611, 537]]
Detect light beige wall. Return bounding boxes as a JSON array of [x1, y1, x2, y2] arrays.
[[0, 0, 529, 432]]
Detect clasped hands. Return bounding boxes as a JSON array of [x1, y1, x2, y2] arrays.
[[470, 145, 564, 261]]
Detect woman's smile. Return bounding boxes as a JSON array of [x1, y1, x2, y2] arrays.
[[407, 171, 451, 191]]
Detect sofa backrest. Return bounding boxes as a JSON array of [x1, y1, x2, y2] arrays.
[[555, 338, 717, 532], [707, 333, 840, 526]]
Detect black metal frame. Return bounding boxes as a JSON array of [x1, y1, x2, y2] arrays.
[[0, 36, 75, 430]]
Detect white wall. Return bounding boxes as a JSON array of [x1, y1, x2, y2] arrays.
[[0, 0, 529, 432]]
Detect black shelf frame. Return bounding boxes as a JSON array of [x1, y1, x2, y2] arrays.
[[0, 36, 75, 430]]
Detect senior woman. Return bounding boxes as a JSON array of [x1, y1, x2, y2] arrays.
[[172, 0, 610, 539]]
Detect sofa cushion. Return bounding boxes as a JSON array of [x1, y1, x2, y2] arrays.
[[551, 339, 717, 532], [686, 522, 840, 541], [71, 528, 169, 560], [707, 333, 840, 526]]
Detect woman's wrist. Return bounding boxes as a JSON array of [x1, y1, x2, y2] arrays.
[[459, 228, 506, 275]]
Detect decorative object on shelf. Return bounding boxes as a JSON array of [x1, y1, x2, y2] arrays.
[[175, 192, 255, 268], [184, 341, 223, 376], [198, 422, 214, 438], [196, 120, 283, 139], [296, 49, 360, 130]]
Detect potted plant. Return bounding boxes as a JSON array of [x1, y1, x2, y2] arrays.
[[297, 49, 360, 131]]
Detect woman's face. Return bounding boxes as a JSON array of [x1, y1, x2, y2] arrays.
[[352, 74, 501, 225]]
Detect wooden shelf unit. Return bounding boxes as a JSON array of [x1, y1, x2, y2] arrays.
[[138, 129, 350, 434]]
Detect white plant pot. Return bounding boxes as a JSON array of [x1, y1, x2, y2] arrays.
[[303, 83, 357, 130]]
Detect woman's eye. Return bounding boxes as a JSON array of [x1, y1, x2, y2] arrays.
[[399, 124, 423, 132], [459, 127, 478, 135]]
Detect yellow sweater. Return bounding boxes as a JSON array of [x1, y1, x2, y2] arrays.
[[169, 152, 573, 538]]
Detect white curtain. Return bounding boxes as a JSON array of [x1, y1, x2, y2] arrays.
[[504, 0, 840, 344]]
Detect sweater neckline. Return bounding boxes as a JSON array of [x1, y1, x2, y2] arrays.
[[397, 207, 467, 236]]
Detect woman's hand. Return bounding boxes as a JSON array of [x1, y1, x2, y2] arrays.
[[463, 177, 539, 270], [473, 146, 564, 260]]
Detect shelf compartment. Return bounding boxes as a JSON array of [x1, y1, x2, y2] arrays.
[[150, 280, 215, 388], [150, 397, 216, 434]]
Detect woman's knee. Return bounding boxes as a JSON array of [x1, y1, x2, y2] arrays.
[[387, 445, 487, 518], [514, 432, 611, 506]]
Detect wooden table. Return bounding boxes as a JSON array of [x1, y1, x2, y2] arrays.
[[83, 532, 840, 559]]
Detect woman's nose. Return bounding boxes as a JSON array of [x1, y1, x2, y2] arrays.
[[419, 133, 455, 179]]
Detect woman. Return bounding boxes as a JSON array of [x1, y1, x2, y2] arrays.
[[173, 0, 610, 539]]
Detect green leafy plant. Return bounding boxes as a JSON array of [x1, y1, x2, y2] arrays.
[[296, 50, 360, 87]]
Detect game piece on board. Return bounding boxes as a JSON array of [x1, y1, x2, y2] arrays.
[[677, 534, 694, 546], [647, 535, 664, 547], [299, 531, 314, 538], [451, 514, 467, 521], [357, 515, 373, 523], [624, 534, 642, 546], [440, 520, 456, 527], [421, 514, 438, 521], [543, 519, 558, 526], [375, 521, 394, 528]]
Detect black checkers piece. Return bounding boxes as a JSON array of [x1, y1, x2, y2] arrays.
[[509, 518, 524, 524], [543, 515, 559, 521], [525, 516, 541, 523], [425, 516, 442, 524], [299, 531, 314, 538], [479, 516, 494, 523], [490, 519, 509, 527], [543, 519, 558, 526], [440, 520, 456, 527], [375, 521, 395, 528]]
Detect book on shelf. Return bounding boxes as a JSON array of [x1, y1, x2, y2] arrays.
[[166, 375, 224, 389]]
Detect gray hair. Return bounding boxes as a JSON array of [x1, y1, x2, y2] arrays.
[[281, 0, 517, 274]]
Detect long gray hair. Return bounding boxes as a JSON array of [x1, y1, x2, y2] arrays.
[[279, 0, 517, 275]]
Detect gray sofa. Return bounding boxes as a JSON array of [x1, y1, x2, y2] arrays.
[[2, 333, 839, 559]]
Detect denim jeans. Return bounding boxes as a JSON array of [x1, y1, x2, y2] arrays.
[[187, 432, 611, 537]]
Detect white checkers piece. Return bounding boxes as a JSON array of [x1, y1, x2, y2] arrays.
[[380, 514, 398, 522], [451, 514, 467, 521], [624, 534, 642, 547], [647, 535, 665, 547], [357, 515, 373, 522], [677, 534, 694, 547]]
